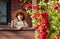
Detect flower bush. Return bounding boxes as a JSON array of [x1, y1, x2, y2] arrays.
[[23, 0, 60, 39]]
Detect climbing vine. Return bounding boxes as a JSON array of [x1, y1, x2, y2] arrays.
[[23, 0, 60, 39]]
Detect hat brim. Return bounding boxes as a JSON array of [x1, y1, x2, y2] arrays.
[[11, 10, 28, 20]]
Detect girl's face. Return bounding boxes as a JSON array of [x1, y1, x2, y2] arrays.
[[17, 14, 23, 20]]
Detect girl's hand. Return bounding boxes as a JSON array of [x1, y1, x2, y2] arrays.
[[10, 20, 14, 28]]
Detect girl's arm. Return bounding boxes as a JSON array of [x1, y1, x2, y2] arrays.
[[24, 21, 29, 27], [11, 20, 14, 28]]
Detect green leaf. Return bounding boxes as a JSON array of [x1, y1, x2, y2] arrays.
[[32, 19, 38, 27], [34, 31, 38, 39]]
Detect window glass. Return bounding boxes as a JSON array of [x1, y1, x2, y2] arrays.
[[0, 0, 7, 23]]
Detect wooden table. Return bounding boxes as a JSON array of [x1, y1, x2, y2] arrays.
[[0, 31, 35, 39], [0, 26, 35, 39]]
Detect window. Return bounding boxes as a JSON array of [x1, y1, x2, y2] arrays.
[[0, 0, 7, 25]]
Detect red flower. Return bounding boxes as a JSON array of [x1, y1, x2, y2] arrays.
[[44, 0, 49, 3], [23, 4, 30, 9], [29, 4, 32, 9], [40, 18, 48, 25], [54, 4, 59, 10], [41, 26, 46, 32], [42, 11, 47, 18], [42, 31, 47, 37], [41, 23, 49, 27], [34, 25, 39, 29], [41, 24, 46, 27], [45, 24, 49, 28], [38, 36, 45, 39], [43, 18, 48, 23], [36, 29, 40, 33], [32, 6, 37, 10], [38, 31, 47, 39], [33, 12, 40, 19], [38, 33, 45, 39], [53, 35, 59, 39], [39, 20, 43, 25]]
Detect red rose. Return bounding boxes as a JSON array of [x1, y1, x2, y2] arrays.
[[42, 31, 47, 36], [38, 33, 45, 39], [42, 11, 47, 19], [41, 31, 47, 39], [40, 23, 49, 29], [32, 6, 37, 10], [39, 20, 43, 25], [34, 25, 39, 29], [38, 31, 47, 39], [43, 18, 48, 23], [40, 18, 48, 25], [41, 26, 46, 32], [45, 24, 49, 28], [41, 23, 46, 26], [36, 29, 40, 33], [23, 4, 30, 9], [54, 4, 59, 10], [44, 0, 49, 3], [29, 4, 32, 9], [33, 12, 40, 19]]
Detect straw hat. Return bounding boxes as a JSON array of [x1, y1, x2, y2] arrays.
[[11, 10, 28, 20]]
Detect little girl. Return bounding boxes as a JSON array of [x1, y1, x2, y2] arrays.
[[11, 12, 28, 30]]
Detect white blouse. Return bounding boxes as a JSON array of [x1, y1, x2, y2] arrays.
[[13, 19, 25, 28], [15, 21, 25, 28]]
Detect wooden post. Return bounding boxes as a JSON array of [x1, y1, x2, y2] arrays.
[[32, 0, 37, 12], [32, 0, 36, 6]]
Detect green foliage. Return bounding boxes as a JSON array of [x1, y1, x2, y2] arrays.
[[34, 31, 38, 39], [32, 18, 38, 27]]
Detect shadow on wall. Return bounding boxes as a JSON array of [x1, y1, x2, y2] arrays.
[[11, 10, 32, 27]]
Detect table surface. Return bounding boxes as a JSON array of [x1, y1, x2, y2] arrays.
[[0, 31, 35, 39], [0, 26, 35, 39]]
